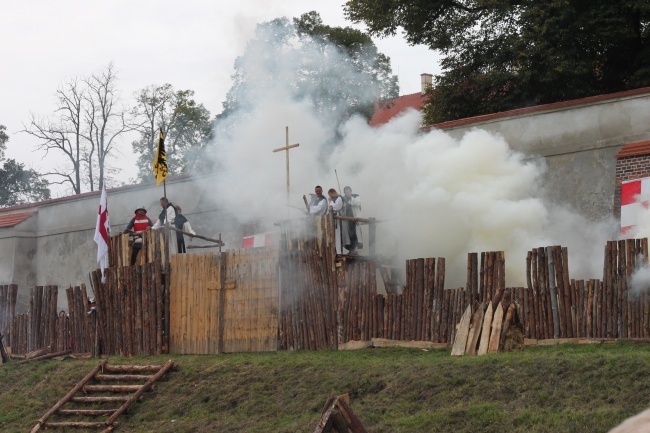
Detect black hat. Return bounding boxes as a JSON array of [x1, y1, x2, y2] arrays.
[[135, 206, 147, 214]]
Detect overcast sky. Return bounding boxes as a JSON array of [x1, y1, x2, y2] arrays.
[[0, 1, 441, 195]]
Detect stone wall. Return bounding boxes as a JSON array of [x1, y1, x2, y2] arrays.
[[0, 174, 243, 311], [435, 88, 650, 220]]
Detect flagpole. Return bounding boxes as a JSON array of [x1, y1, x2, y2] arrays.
[[103, 183, 110, 235], [163, 179, 167, 198]]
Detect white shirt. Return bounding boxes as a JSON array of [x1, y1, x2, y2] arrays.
[[152, 205, 176, 229], [328, 195, 343, 213], [309, 196, 328, 216]]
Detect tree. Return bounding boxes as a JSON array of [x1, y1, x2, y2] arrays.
[[23, 64, 132, 193], [131, 84, 212, 181], [218, 11, 398, 126], [0, 124, 7, 160], [0, 125, 51, 207], [344, 0, 650, 123], [24, 78, 85, 194], [83, 62, 135, 190]]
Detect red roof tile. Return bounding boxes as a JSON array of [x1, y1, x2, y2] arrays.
[[616, 140, 650, 158], [0, 211, 36, 228], [369, 92, 428, 126]]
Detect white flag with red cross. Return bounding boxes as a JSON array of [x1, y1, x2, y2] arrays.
[[621, 177, 650, 237], [94, 183, 110, 282]]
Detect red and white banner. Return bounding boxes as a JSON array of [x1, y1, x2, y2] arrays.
[[242, 232, 278, 249], [621, 177, 650, 236], [93, 183, 110, 282]]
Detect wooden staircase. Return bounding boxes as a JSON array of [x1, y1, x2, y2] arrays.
[[30, 359, 175, 432]]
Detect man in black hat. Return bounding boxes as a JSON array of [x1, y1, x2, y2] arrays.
[[122, 205, 153, 265]]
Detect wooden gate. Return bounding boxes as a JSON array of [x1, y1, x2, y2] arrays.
[[169, 249, 279, 353]]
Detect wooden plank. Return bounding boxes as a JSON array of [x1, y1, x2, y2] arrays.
[[477, 302, 493, 355], [451, 305, 472, 356], [465, 303, 485, 356], [488, 301, 504, 353], [370, 338, 450, 349]]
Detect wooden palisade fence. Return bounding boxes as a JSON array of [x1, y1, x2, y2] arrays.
[[0, 284, 18, 347], [1, 218, 649, 356], [7, 285, 96, 356]]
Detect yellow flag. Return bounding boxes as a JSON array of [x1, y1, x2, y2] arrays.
[[153, 129, 168, 186]]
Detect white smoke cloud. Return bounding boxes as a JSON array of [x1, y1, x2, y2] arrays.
[[204, 18, 619, 287], [624, 204, 650, 295], [630, 257, 650, 296]]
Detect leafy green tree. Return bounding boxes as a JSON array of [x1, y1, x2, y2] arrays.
[[0, 125, 7, 160], [345, 0, 650, 123], [218, 11, 398, 126], [131, 85, 212, 181], [0, 125, 51, 207]]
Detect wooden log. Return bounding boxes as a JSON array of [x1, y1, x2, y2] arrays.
[[436, 258, 446, 340], [500, 303, 517, 350], [71, 396, 133, 403], [604, 241, 613, 338], [18, 349, 72, 364], [7, 284, 17, 348], [371, 338, 450, 349], [418, 259, 427, 341], [497, 251, 506, 302], [43, 422, 119, 429], [94, 373, 154, 381], [438, 290, 446, 343], [24, 347, 50, 359], [576, 280, 584, 338], [424, 258, 434, 341], [56, 409, 116, 417], [487, 252, 494, 303], [467, 253, 473, 306], [586, 280, 594, 338], [539, 248, 549, 340], [477, 303, 493, 355], [480, 252, 486, 303], [83, 385, 143, 393], [451, 305, 472, 356], [526, 261, 534, 340], [616, 240, 625, 338], [547, 247, 560, 338], [524, 288, 537, 338], [596, 277, 603, 338], [531, 249, 541, 339]]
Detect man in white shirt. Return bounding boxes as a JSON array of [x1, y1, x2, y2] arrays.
[[342, 186, 361, 254], [309, 185, 328, 216], [328, 188, 344, 254], [152, 197, 178, 255]]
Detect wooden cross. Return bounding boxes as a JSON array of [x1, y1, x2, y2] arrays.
[[272, 126, 300, 204]]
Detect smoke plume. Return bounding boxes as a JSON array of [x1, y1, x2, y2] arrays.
[[204, 18, 619, 287]]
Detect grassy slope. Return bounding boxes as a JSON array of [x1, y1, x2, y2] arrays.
[[1, 342, 649, 432]]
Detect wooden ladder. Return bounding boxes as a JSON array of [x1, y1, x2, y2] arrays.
[[30, 359, 175, 432]]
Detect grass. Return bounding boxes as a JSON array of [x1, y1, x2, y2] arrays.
[[1, 342, 649, 432]]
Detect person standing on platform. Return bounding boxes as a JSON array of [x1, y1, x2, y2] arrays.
[[173, 205, 196, 253], [122, 205, 153, 265], [152, 197, 178, 255], [342, 186, 361, 254], [309, 185, 328, 216], [328, 188, 344, 255]]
